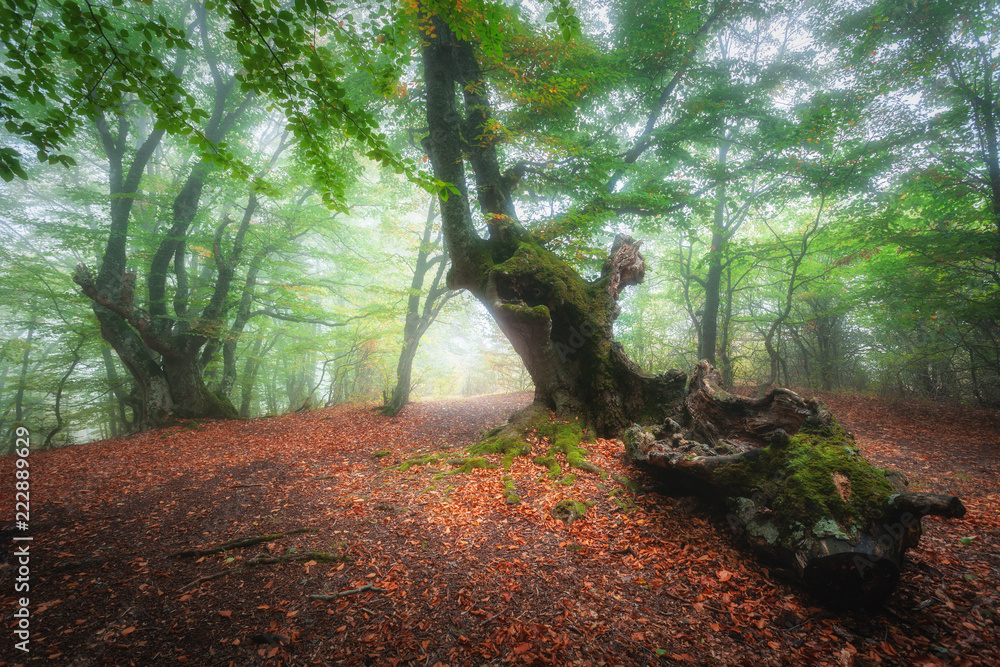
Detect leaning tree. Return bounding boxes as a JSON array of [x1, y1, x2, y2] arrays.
[[415, 0, 964, 605]]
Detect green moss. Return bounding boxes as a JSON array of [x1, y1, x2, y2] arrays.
[[469, 405, 548, 462], [533, 455, 561, 478], [469, 407, 603, 481], [715, 418, 895, 536], [552, 499, 588, 525], [556, 474, 577, 486], [482, 425, 503, 439], [498, 302, 551, 321], [608, 488, 637, 513], [433, 457, 497, 479], [306, 551, 352, 563], [539, 418, 602, 474], [398, 452, 445, 472], [611, 473, 641, 493], [210, 390, 241, 420], [372, 450, 391, 459], [502, 475, 520, 505]]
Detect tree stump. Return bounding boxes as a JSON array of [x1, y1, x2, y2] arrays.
[[625, 361, 965, 606]]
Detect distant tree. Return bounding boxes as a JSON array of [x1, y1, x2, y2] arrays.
[[382, 197, 457, 416], [826, 0, 1000, 404]]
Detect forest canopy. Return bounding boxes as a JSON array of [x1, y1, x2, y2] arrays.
[[0, 0, 997, 445]]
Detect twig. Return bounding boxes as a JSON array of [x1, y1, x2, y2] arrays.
[[230, 483, 264, 488], [179, 550, 348, 590], [483, 610, 505, 624], [308, 583, 387, 601], [659, 588, 728, 614], [180, 570, 230, 591], [169, 528, 314, 557], [246, 551, 350, 566]]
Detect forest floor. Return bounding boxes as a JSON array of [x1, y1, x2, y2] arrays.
[[1, 390, 999, 667]]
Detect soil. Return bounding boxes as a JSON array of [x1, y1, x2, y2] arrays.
[[1, 390, 997, 666]]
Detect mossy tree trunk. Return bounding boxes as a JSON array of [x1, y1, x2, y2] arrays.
[[422, 21, 685, 439], [421, 15, 965, 607], [625, 361, 965, 606]]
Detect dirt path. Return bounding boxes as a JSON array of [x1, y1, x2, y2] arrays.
[[1, 392, 998, 666]]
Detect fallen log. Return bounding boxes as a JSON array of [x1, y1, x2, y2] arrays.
[[626, 361, 965, 607]]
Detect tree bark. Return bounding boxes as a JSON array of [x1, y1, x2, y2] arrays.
[[43, 336, 85, 448], [100, 345, 134, 433], [626, 361, 966, 606]]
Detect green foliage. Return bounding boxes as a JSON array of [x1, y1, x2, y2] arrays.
[[0, 0, 429, 197]]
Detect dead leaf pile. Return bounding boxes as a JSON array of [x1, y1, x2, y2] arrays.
[[1, 391, 997, 666]]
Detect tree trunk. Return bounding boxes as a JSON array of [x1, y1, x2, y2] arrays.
[[101, 345, 134, 433], [43, 336, 85, 448], [625, 360, 966, 606], [238, 334, 274, 419], [423, 22, 686, 439], [699, 181, 728, 366], [77, 277, 238, 428], [14, 319, 35, 426]]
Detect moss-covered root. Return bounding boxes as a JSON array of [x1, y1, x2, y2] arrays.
[[715, 418, 897, 538], [398, 452, 445, 472], [469, 403, 603, 477], [552, 499, 589, 525], [434, 457, 497, 480], [502, 476, 520, 505], [541, 417, 602, 474], [468, 402, 550, 468], [630, 411, 966, 606]]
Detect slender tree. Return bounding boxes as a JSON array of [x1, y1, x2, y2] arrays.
[[382, 197, 456, 415]]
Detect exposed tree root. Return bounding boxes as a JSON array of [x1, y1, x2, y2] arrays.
[[472, 402, 604, 476]]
